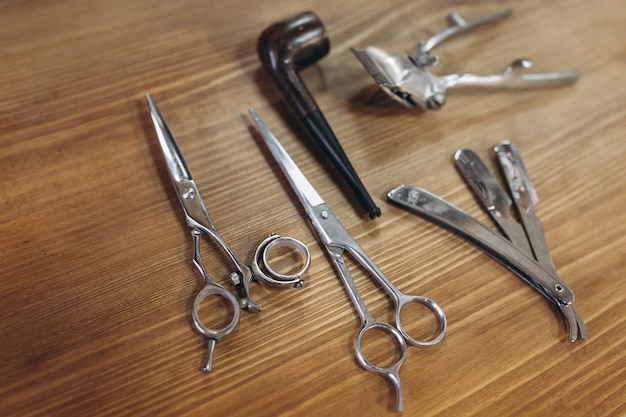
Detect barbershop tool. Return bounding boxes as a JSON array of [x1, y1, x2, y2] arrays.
[[352, 8, 579, 110], [258, 11, 381, 219], [387, 143, 585, 342], [250, 108, 446, 412], [146, 94, 310, 372], [490, 142, 585, 340]]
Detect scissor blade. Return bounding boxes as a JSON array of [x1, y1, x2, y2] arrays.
[[146, 93, 192, 183], [249, 108, 325, 210]]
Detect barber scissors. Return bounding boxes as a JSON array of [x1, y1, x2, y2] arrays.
[[249, 109, 446, 412], [146, 94, 310, 372]]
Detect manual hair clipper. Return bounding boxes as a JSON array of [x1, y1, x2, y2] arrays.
[[352, 8, 579, 110]]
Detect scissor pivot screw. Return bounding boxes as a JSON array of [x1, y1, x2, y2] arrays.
[[321, 210, 329, 219], [182, 188, 196, 199]]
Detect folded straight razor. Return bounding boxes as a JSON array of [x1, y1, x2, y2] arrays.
[[388, 142, 586, 341]]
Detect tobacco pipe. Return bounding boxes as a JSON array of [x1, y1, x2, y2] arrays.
[[258, 11, 381, 219]]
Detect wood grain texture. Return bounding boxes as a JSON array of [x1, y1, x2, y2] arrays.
[[0, 0, 624, 416]]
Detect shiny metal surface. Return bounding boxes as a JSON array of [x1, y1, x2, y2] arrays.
[[146, 95, 310, 372], [494, 142, 546, 263], [250, 108, 446, 412], [388, 143, 586, 342], [412, 8, 513, 65], [352, 8, 579, 110], [493, 141, 586, 340], [387, 186, 574, 303], [252, 234, 309, 287], [455, 149, 532, 255]]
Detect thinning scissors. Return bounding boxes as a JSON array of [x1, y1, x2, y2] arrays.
[[249, 109, 446, 412], [146, 94, 310, 372]]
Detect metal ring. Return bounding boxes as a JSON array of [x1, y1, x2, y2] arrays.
[[252, 234, 310, 287], [191, 284, 240, 340], [354, 320, 406, 412], [395, 295, 446, 347], [354, 321, 407, 374]]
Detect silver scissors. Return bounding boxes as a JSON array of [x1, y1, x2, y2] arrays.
[[388, 142, 585, 342], [249, 108, 446, 412], [146, 94, 311, 372]]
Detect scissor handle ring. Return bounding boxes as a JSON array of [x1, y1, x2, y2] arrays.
[[191, 284, 240, 340], [252, 234, 310, 287], [354, 321, 407, 374], [395, 295, 447, 347], [354, 321, 406, 411]]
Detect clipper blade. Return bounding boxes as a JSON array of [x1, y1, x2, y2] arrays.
[[351, 47, 417, 108], [351, 47, 393, 88]]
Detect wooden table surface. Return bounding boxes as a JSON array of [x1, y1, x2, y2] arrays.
[[1, 0, 624, 415]]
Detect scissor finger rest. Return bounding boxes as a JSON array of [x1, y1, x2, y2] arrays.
[[395, 295, 447, 347]]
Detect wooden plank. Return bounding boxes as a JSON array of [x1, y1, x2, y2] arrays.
[[0, 0, 624, 415]]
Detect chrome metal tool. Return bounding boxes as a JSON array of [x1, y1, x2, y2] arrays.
[[250, 108, 446, 412], [388, 142, 585, 341], [146, 94, 311, 372], [352, 8, 579, 110]]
